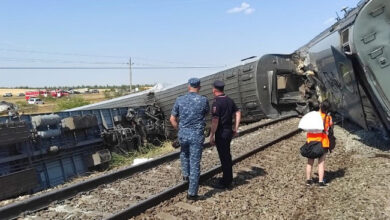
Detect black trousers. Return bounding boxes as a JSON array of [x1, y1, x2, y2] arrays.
[[215, 130, 233, 186]]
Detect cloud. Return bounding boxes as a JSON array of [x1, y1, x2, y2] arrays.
[[227, 2, 255, 15], [323, 17, 336, 25], [244, 7, 255, 14]]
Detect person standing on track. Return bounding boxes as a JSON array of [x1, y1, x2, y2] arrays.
[[170, 78, 210, 200], [209, 80, 241, 189], [305, 100, 333, 187]]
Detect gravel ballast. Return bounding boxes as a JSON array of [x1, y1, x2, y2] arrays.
[[22, 118, 298, 219], [134, 125, 390, 220]]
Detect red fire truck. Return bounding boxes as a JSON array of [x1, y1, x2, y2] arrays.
[[25, 90, 68, 100], [50, 90, 69, 98], [25, 90, 47, 101]]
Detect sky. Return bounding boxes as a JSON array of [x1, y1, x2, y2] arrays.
[[0, 0, 361, 87]]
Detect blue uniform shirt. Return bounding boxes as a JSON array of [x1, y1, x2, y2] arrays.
[[212, 94, 239, 133], [171, 92, 210, 132]]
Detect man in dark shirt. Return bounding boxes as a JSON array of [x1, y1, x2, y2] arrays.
[[209, 80, 241, 189]]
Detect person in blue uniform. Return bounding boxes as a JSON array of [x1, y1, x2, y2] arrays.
[[209, 80, 241, 189], [170, 78, 210, 200]]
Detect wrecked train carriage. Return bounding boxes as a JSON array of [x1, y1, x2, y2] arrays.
[[69, 60, 310, 140], [102, 105, 165, 154], [293, 0, 390, 134], [0, 106, 165, 200]]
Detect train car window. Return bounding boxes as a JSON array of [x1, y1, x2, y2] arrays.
[[225, 71, 235, 80], [339, 63, 354, 93], [277, 76, 287, 90], [243, 64, 253, 72], [342, 29, 349, 44], [240, 73, 253, 81], [341, 29, 351, 54]]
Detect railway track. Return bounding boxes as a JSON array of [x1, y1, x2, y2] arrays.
[[112, 126, 300, 220], [133, 129, 306, 220], [1, 115, 298, 220]]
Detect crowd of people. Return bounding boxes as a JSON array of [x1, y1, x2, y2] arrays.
[[170, 77, 333, 201]]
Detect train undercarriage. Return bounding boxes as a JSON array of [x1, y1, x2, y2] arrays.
[[0, 105, 165, 200]]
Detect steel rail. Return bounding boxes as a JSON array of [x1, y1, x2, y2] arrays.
[[0, 114, 296, 220], [107, 128, 301, 219]]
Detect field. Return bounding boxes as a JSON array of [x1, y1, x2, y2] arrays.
[[0, 88, 108, 114], [0, 88, 31, 96]]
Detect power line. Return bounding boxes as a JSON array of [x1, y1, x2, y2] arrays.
[[0, 66, 225, 70], [0, 48, 126, 59], [0, 57, 220, 67], [131, 56, 223, 66], [0, 48, 225, 66], [0, 56, 127, 65]]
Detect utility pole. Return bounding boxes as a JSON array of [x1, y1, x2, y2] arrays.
[[129, 57, 132, 93]]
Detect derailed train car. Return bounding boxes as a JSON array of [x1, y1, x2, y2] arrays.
[[74, 0, 390, 135], [0, 106, 165, 200], [0, 56, 311, 199], [154, 59, 310, 138], [293, 0, 390, 134], [71, 59, 312, 139]]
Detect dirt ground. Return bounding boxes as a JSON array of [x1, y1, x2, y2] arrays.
[[0, 88, 31, 96], [134, 125, 390, 220]]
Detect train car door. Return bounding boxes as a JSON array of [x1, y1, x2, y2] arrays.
[[332, 46, 367, 129]]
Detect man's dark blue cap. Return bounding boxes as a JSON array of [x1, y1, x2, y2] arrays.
[[213, 80, 225, 90], [188, 78, 201, 88]]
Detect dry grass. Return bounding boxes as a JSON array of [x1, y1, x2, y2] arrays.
[[109, 141, 176, 169], [0, 88, 31, 96]]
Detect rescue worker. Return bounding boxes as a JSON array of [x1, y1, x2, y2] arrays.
[[209, 80, 241, 189], [170, 78, 210, 200], [305, 100, 333, 187]]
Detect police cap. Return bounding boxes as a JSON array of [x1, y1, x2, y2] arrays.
[[188, 78, 201, 88], [213, 80, 225, 91]]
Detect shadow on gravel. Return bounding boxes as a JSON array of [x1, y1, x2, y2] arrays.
[[201, 166, 267, 199], [313, 168, 346, 183], [338, 120, 390, 151], [372, 153, 390, 159], [325, 168, 346, 183]]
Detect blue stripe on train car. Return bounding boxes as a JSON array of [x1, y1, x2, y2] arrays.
[[73, 154, 87, 174], [69, 111, 82, 116], [101, 109, 114, 128], [0, 150, 9, 176], [33, 153, 88, 192], [62, 157, 76, 180], [35, 164, 48, 191], [92, 109, 103, 128], [46, 160, 65, 187]]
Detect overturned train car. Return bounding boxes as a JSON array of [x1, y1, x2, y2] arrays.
[[71, 59, 312, 138], [293, 0, 390, 134], [0, 106, 165, 200]]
